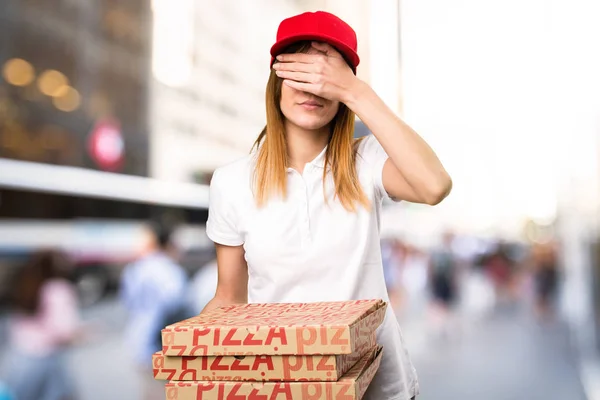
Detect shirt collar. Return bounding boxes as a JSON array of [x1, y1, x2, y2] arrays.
[[310, 145, 327, 169], [287, 146, 328, 173]]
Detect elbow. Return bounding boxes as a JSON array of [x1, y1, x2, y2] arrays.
[[423, 175, 452, 206]]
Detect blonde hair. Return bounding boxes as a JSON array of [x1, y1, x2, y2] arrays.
[[251, 41, 369, 212]]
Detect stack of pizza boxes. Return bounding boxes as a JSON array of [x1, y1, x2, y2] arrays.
[[152, 299, 387, 400]]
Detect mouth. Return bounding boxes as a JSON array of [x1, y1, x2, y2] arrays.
[[299, 100, 323, 110]]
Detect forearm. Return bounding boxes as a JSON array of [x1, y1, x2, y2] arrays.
[[345, 80, 451, 197], [205, 244, 249, 314]]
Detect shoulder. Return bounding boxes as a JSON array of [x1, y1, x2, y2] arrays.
[[354, 134, 387, 162], [353, 134, 389, 177], [211, 154, 254, 189], [209, 154, 255, 208]]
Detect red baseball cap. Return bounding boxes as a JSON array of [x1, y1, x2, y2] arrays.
[[270, 11, 360, 73]]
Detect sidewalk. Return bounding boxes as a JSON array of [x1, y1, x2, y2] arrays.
[[580, 356, 600, 400], [400, 304, 588, 400]]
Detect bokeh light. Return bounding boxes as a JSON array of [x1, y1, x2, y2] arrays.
[[52, 86, 80, 112], [37, 69, 69, 97], [2, 58, 35, 87]]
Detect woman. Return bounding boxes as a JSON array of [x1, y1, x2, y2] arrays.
[[203, 11, 452, 400], [4, 249, 81, 400]]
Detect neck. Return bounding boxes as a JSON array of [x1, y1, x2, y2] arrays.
[[284, 120, 330, 172]]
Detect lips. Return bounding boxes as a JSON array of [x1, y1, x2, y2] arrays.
[[299, 100, 323, 109]]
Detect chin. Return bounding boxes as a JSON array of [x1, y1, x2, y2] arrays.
[[289, 114, 333, 131]]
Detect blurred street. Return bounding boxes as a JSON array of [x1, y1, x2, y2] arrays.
[[407, 311, 587, 400], [1, 296, 585, 400]]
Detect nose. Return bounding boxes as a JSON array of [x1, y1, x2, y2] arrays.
[[304, 93, 327, 102]]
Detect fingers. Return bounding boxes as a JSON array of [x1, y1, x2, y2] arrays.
[[275, 42, 342, 70], [275, 70, 316, 83], [272, 62, 316, 73], [276, 52, 321, 64], [282, 79, 315, 93]]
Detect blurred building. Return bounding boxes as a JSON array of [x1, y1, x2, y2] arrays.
[[149, 0, 264, 182], [0, 0, 152, 176], [0, 0, 185, 221], [0, 0, 210, 218], [0, 0, 207, 306]]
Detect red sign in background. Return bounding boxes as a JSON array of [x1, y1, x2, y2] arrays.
[[88, 119, 124, 171]]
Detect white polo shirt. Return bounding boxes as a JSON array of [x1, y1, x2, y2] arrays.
[[206, 134, 419, 400]]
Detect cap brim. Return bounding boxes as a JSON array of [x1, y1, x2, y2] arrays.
[[270, 34, 360, 73]]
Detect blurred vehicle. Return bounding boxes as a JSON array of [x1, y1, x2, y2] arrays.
[[0, 220, 214, 308], [0, 160, 212, 307]]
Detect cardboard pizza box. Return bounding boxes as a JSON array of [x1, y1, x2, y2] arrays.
[[161, 299, 386, 357], [153, 332, 376, 382], [163, 345, 383, 400]]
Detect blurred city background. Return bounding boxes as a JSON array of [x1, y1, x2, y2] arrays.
[[0, 0, 599, 399]]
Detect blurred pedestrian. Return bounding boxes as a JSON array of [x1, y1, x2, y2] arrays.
[[120, 224, 190, 400], [4, 249, 81, 400], [483, 242, 516, 309], [531, 241, 560, 321], [428, 233, 459, 338], [201, 10, 452, 400]]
